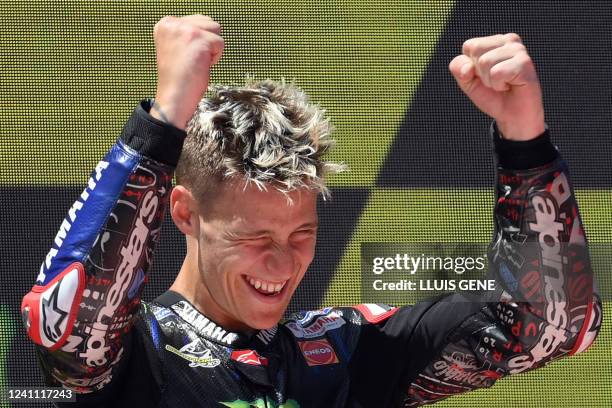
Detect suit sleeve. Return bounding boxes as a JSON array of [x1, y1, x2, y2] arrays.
[[21, 99, 185, 395], [347, 124, 602, 407]]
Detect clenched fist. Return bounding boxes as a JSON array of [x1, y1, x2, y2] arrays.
[[151, 15, 224, 130], [449, 33, 545, 141]]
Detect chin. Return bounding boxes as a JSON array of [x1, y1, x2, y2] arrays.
[[245, 309, 285, 330]]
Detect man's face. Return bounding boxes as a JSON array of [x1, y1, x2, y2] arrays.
[[195, 181, 318, 331]]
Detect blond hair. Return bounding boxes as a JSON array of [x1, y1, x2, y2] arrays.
[[176, 78, 345, 202]]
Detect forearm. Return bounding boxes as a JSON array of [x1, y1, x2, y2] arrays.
[[400, 125, 602, 406], [488, 123, 602, 372], [21, 99, 185, 392]]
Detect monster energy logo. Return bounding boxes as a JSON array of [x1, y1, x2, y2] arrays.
[[220, 398, 300, 408]]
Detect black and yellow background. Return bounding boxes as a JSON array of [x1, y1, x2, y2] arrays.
[[0, 1, 611, 407]]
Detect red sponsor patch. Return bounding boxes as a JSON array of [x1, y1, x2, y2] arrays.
[[353, 304, 398, 324], [231, 349, 268, 366], [298, 339, 339, 366]]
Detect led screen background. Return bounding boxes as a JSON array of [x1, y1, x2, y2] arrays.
[[0, 1, 610, 406]]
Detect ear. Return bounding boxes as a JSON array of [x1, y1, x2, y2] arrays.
[[170, 185, 199, 238]]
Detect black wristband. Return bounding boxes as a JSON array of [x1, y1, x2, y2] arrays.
[[491, 121, 559, 170], [119, 99, 187, 167]]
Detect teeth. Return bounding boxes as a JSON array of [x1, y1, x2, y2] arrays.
[[246, 277, 287, 294]]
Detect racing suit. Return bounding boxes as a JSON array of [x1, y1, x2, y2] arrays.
[[21, 99, 602, 407]]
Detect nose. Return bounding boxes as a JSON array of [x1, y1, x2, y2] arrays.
[[264, 244, 295, 279]]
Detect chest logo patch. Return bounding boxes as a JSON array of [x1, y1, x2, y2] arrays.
[[298, 339, 339, 366], [165, 338, 221, 368]]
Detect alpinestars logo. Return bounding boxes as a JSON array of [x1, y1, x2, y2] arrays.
[[80, 189, 159, 367], [508, 173, 572, 374], [41, 282, 68, 342]]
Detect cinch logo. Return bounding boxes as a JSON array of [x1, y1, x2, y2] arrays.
[[298, 339, 339, 366]]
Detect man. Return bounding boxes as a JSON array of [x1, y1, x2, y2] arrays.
[[21, 15, 601, 407]]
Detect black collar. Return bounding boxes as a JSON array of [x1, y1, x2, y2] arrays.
[[154, 290, 279, 349]]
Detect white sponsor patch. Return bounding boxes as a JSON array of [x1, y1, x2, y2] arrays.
[[286, 312, 345, 339]]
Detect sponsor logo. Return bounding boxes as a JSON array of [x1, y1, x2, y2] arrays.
[[508, 174, 572, 374], [165, 339, 221, 368], [80, 190, 158, 367], [286, 312, 345, 339], [296, 307, 333, 325], [220, 398, 300, 408], [38, 160, 109, 283], [255, 326, 277, 346], [433, 351, 501, 388], [41, 282, 68, 343], [354, 303, 398, 324], [33, 264, 84, 348], [231, 349, 268, 366], [298, 339, 339, 366], [152, 306, 173, 321], [172, 301, 239, 345]]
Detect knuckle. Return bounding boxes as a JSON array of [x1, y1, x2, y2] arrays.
[[516, 51, 532, 65], [509, 41, 526, 52], [183, 25, 203, 41], [157, 15, 175, 27], [154, 16, 172, 34], [477, 54, 492, 68], [489, 65, 504, 80], [505, 32, 522, 43], [217, 36, 225, 49], [462, 39, 474, 54]]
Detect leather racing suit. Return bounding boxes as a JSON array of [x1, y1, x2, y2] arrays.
[[21, 99, 602, 407]]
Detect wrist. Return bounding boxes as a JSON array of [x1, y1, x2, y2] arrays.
[[496, 116, 545, 141], [491, 121, 558, 170], [150, 98, 191, 130]]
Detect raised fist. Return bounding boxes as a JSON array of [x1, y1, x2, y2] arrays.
[[151, 15, 224, 130], [449, 33, 545, 141]]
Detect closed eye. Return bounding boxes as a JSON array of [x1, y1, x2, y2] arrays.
[[291, 229, 317, 240]]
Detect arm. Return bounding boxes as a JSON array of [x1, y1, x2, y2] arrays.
[[346, 130, 601, 406], [21, 14, 224, 394], [345, 34, 601, 406], [21, 101, 183, 392], [400, 127, 601, 405]]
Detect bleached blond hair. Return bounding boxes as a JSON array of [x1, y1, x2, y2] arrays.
[[176, 78, 346, 203]]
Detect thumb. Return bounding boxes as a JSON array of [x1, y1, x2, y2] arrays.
[[448, 54, 477, 95]]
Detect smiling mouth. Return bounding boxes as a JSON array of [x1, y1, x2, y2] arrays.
[[244, 276, 288, 296]]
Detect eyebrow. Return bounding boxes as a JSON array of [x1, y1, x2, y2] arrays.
[[240, 222, 319, 237]]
